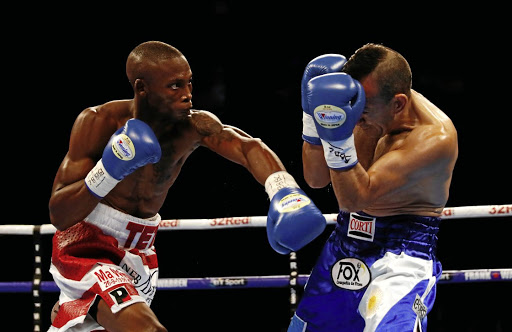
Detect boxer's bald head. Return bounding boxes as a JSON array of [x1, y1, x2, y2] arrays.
[[126, 41, 186, 87]]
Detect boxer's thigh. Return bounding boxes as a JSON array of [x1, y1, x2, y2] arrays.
[[96, 299, 165, 332]]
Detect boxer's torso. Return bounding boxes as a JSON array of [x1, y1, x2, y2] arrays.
[[93, 100, 215, 218], [362, 91, 457, 217]]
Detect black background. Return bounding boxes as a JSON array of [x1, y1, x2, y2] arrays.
[[1, 3, 510, 331]]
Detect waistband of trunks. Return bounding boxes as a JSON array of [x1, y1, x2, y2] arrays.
[[85, 203, 161, 226], [84, 203, 161, 250], [336, 211, 441, 257]]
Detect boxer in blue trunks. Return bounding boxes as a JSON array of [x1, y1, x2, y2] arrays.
[[290, 44, 458, 331]]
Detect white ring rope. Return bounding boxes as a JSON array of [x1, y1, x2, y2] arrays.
[[1, 204, 510, 235]]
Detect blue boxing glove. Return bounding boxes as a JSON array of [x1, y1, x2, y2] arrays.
[[85, 118, 162, 198], [301, 54, 347, 145], [306, 72, 365, 170], [265, 171, 326, 254]]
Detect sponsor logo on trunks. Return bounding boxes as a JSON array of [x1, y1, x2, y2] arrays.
[[277, 194, 311, 213], [94, 266, 132, 291], [111, 134, 135, 160], [347, 213, 375, 242], [121, 264, 157, 304], [124, 222, 158, 249], [314, 105, 347, 128], [331, 257, 371, 290], [412, 294, 427, 319], [109, 286, 132, 305]]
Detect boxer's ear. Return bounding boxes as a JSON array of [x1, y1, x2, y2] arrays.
[[134, 78, 146, 97], [392, 93, 408, 114]]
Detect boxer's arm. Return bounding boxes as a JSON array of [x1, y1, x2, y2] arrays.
[[201, 123, 286, 184], [354, 125, 382, 170], [301, 121, 381, 189], [49, 109, 117, 230], [302, 142, 330, 188], [301, 125, 381, 189], [201, 114, 326, 254], [329, 126, 456, 212]]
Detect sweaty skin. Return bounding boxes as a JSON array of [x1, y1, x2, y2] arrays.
[[303, 76, 458, 217], [49, 56, 285, 230], [49, 53, 286, 332]]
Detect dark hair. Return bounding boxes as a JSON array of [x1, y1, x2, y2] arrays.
[[343, 43, 412, 102]]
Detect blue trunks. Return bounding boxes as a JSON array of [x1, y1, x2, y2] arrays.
[[288, 211, 442, 332]]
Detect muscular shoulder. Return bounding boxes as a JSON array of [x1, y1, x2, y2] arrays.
[[76, 100, 133, 133], [406, 122, 458, 163], [88, 100, 133, 124], [408, 91, 458, 157], [70, 100, 133, 159], [190, 110, 223, 136]]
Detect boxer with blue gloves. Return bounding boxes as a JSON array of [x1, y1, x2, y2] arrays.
[[289, 44, 458, 332], [48, 41, 326, 332]]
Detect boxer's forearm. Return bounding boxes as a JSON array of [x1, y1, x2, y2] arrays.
[[243, 139, 286, 186], [302, 142, 330, 188], [329, 164, 372, 212]]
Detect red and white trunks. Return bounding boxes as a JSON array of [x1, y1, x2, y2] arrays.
[[48, 203, 161, 331]]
